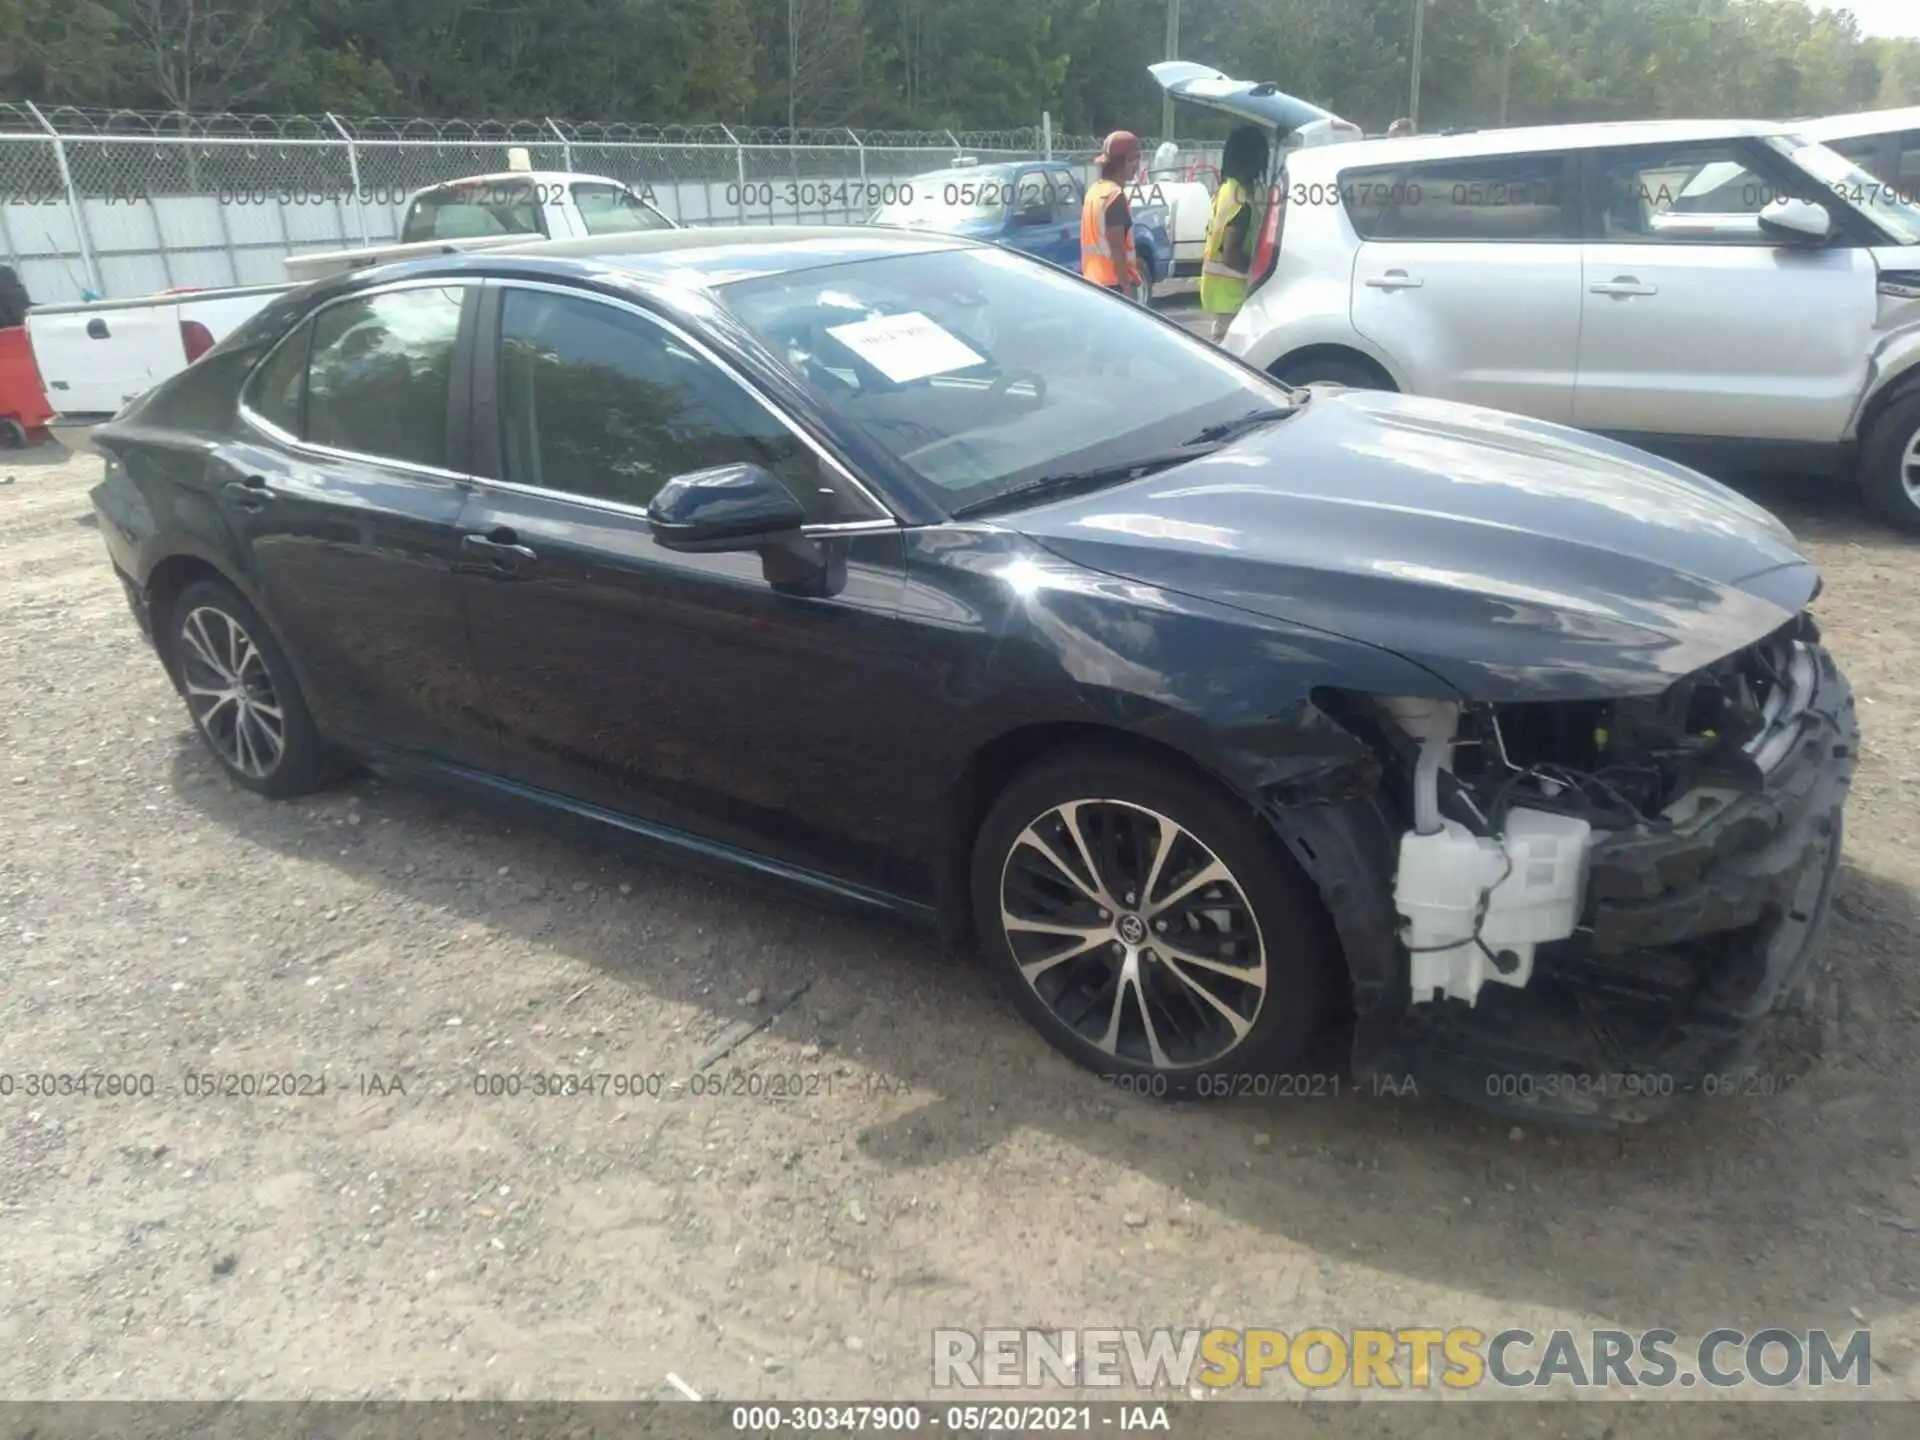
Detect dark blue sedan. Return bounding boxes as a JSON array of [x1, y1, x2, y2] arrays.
[[87, 227, 1854, 1124], [869, 159, 1173, 303]]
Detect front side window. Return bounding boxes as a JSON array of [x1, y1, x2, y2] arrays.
[[572, 183, 673, 236], [1591, 142, 1805, 244], [496, 288, 871, 522], [305, 287, 464, 469], [718, 245, 1296, 515], [1342, 152, 1569, 241]]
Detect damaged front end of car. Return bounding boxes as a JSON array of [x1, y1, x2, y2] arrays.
[[1267, 611, 1859, 1126]]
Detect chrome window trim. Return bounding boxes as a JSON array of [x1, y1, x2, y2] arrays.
[[236, 275, 483, 485], [462, 471, 900, 540], [490, 277, 896, 524]]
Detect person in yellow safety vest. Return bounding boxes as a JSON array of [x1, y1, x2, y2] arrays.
[[1081, 130, 1143, 298], [1200, 125, 1271, 343]]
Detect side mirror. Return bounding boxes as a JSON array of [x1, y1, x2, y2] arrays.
[[1758, 197, 1833, 245], [646, 462, 805, 553], [1015, 202, 1051, 227]]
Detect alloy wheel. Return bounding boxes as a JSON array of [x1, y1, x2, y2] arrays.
[[177, 604, 286, 779], [1902, 427, 1920, 506], [998, 798, 1267, 1069]]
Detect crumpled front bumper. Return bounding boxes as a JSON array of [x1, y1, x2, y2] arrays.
[[1366, 643, 1859, 1127]]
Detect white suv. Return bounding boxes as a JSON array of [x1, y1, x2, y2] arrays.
[[1222, 118, 1920, 530]]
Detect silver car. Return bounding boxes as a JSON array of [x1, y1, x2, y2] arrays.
[[1217, 115, 1920, 530]]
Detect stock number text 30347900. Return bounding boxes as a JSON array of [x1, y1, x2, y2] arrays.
[[727, 181, 914, 208]]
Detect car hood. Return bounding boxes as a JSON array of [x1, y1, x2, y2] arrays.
[[1011, 391, 1817, 701], [1149, 61, 1350, 137]]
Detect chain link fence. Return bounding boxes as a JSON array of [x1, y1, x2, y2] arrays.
[[0, 105, 1187, 304]]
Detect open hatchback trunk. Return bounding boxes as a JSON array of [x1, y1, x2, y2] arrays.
[[1149, 62, 1362, 291], [1149, 61, 1361, 143]]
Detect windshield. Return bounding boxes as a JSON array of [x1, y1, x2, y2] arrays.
[[718, 247, 1293, 515], [869, 174, 1009, 228], [1769, 134, 1920, 245], [573, 183, 673, 235]]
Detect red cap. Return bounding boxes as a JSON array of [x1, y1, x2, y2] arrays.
[[1098, 130, 1142, 164]]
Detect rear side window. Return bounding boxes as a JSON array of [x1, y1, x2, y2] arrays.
[[1342, 152, 1571, 241], [305, 287, 465, 470], [245, 320, 311, 434]]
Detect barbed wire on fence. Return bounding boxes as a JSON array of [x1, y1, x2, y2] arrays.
[[0, 101, 1179, 303]]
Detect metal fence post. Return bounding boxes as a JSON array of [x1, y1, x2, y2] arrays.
[[946, 129, 962, 158], [721, 123, 745, 222], [545, 117, 574, 173], [26, 101, 101, 297], [327, 113, 372, 246]]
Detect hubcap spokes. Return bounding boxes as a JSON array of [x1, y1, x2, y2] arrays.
[[1902, 430, 1920, 504], [999, 799, 1267, 1069], [179, 606, 285, 779]]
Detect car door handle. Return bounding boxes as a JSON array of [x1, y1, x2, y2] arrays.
[[222, 476, 274, 512], [1591, 277, 1658, 297], [1364, 271, 1423, 290], [461, 530, 538, 570]]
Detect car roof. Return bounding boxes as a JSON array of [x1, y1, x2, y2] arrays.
[[1287, 117, 1791, 173], [375, 224, 978, 290], [1798, 107, 1920, 140], [907, 161, 1046, 183], [412, 171, 628, 190]]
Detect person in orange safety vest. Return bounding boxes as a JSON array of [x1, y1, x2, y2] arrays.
[[1080, 130, 1143, 297]]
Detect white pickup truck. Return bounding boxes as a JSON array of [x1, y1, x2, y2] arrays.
[[28, 161, 674, 419]]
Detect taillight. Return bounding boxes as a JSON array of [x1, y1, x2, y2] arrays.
[[181, 320, 214, 363], [1250, 184, 1284, 291]]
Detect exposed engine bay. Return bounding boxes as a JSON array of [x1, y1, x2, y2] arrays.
[[1368, 613, 1830, 1006], [1305, 611, 1858, 1125]]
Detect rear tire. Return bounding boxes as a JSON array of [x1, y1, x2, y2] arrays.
[[971, 745, 1337, 1096], [1271, 355, 1391, 391], [165, 578, 343, 798], [1858, 388, 1920, 533]]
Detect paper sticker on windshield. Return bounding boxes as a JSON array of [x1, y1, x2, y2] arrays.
[[825, 311, 984, 383]]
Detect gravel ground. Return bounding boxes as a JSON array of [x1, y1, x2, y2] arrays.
[[1, 424, 1917, 1431]]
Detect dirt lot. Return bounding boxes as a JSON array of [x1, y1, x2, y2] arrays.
[[1, 425, 1917, 1430]]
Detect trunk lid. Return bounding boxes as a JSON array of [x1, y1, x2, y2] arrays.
[[1149, 62, 1358, 141]]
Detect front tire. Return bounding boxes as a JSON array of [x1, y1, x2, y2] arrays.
[[1271, 355, 1390, 391], [1859, 388, 1920, 532], [166, 578, 341, 798], [971, 746, 1336, 1094]]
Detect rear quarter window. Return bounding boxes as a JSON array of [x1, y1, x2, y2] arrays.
[[244, 320, 312, 434]]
